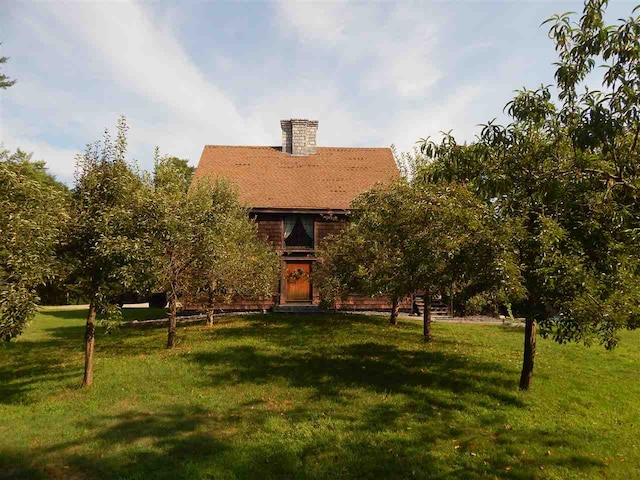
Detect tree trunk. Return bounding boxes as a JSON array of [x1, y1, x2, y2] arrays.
[[82, 301, 97, 387], [449, 287, 454, 317], [519, 316, 537, 390], [166, 295, 177, 349], [423, 292, 433, 341], [389, 296, 400, 325], [206, 292, 215, 327]]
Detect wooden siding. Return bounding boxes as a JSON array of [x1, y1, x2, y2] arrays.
[[255, 214, 283, 249], [183, 295, 276, 312], [334, 294, 412, 311], [186, 294, 412, 312], [255, 214, 346, 251], [315, 219, 346, 247], [186, 212, 411, 312]]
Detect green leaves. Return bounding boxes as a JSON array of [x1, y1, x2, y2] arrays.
[[316, 179, 523, 317], [0, 149, 68, 340], [150, 161, 278, 318], [417, 0, 640, 349], [67, 117, 155, 324], [185, 177, 279, 309]]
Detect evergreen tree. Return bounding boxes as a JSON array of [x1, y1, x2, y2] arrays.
[[0, 44, 16, 90]]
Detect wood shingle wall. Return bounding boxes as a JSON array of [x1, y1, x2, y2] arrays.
[[255, 215, 283, 249], [315, 219, 345, 247]]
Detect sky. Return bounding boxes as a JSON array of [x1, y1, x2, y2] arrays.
[[0, 0, 636, 184]]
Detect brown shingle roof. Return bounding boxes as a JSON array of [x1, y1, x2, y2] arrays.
[[193, 146, 399, 210]]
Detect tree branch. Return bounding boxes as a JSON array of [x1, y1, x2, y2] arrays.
[[581, 168, 638, 190]]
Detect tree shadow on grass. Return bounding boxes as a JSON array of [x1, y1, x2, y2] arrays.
[[1, 313, 608, 478], [190, 341, 522, 408], [38, 308, 167, 344], [0, 309, 166, 406], [0, 451, 48, 480], [1, 400, 606, 480], [2, 404, 454, 479], [0, 338, 84, 405]]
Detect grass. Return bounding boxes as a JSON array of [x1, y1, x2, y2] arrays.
[[0, 308, 638, 480]]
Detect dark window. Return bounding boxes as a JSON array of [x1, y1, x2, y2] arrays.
[[284, 215, 314, 248]]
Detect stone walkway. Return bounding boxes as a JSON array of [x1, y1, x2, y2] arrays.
[[120, 309, 523, 328], [343, 310, 524, 326]]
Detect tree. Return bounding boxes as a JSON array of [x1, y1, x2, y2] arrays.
[[0, 149, 67, 341], [0, 148, 67, 190], [150, 152, 201, 349], [418, 0, 640, 389], [0, 150, 74, 307], [315, 186, 413, 326], [67, 117, 154, 386], [151, 160, 278, 346], [401, 181, 522, 340], [0, 44, 16, 90], [186, 179, 279, 327], [162, 157, 195, 185], [317, 179, 522, 336]]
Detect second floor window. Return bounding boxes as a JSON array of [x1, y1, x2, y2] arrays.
[[284, 215, 314, 248]]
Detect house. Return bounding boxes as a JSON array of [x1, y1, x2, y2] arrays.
[[192, 118, 401, 311]]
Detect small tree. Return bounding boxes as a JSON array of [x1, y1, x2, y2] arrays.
[[399, 181, 522, 340], [317, 179, 521, 334], [162, 157, 195, 183], [0, 148, 68, 190], [315, 186, 413, 325], [67, 117, 154, 386], [0, 149, 68, 341], [150, 153, 201, 349], [187, 179, 279, 326]]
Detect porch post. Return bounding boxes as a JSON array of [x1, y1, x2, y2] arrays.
[[279, 259, 287, 305]]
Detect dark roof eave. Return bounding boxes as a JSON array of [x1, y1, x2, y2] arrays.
[[250, 206, 349, 215]]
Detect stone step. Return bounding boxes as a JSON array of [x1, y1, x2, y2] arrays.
[[413, 295, 450, 316]]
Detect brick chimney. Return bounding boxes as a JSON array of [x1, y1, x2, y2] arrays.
[[280, 119, 318, 155]]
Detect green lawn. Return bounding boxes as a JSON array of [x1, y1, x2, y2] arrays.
[[1, 309, 638, 480]]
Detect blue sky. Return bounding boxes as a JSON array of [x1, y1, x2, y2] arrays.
[[0, 0, 636, 184]]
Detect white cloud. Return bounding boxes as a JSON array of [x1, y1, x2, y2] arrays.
[[4, 1, 272, 180], [386, 84, 485, 154], [277, 1, 442, 97], [385, 50, 541, 152], [248, 82, 376, 148], [273, 0, 515, 150], [40, 1, 267, 142], [277, 1, 354, 48], [1, 0, 581, 181]]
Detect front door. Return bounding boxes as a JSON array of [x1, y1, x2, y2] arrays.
[[285, 262, 311, 302]]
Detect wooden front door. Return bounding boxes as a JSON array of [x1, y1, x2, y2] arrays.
[[285, 262, 311, 302]]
